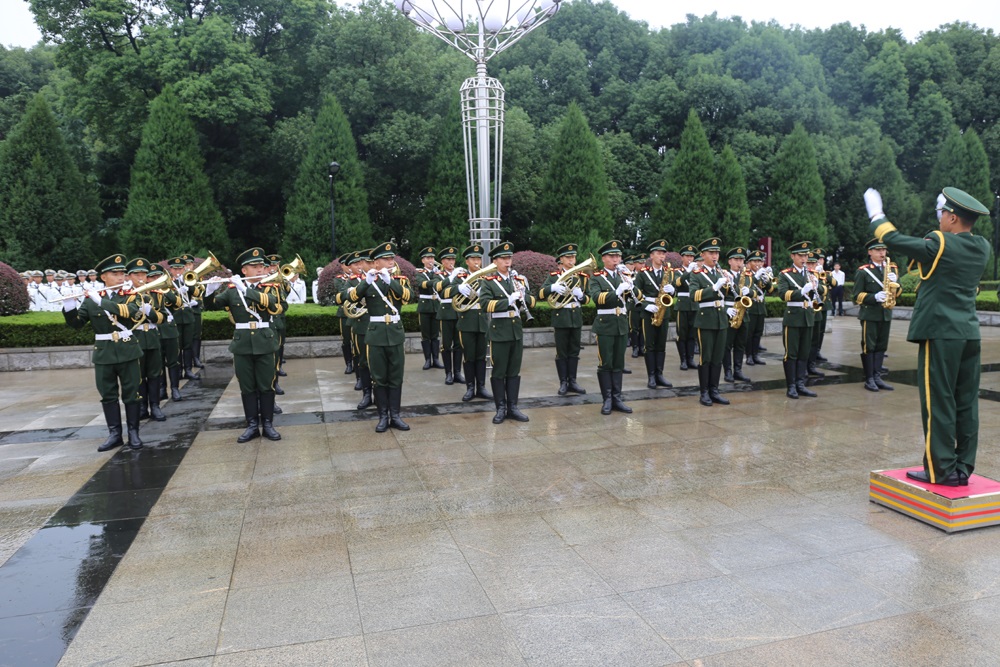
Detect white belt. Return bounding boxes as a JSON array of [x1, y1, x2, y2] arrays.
[[371, 314, 401, 324], [724, 301, 735, 306], [643, 296, 656, 303], [563, 302, 579, 309], [235, 322, 270, 330], [786, 301, 812, 308], [491, 311, 517, 319], [95, 332, 131, 342], [466, 303, 481, 310], [419, 294, 435, 300], [439, 298, 452, 304], [699, 301, 723, 308], [140, 323, 157, 331], [677, 292, 689, 297], [597, 308, 625, 316]]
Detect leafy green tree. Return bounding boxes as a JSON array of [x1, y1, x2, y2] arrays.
[[962, 129, 993, 239], [715, 145, 751, 246], [533, 103, 613, 253], [650, 109, 716, 246], [858, 139, 921, 250], [762, 123, 827, 252], [0, 93, 98, 268], [121, 87, 227, 260], [282, 94, 371, 271]]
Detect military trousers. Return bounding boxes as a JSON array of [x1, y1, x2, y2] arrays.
[[676, 310, 696, 343], [489, 340, 523, 379], [192, 311, 203, 339], [139, 346, 164, 381], [233, 352, 277, 394], [746, 312, 765, 349], [595, 333, 626, 373], [368, 343, 405, 388], [459, 330, 488, 362], [782, 324, 813, 362], [813, 310, 828, 350], [861, 319, 891, 354], [176, 321, 195, 350], [440, 319, 459, 354], [641, 312, 668, 354], [419, 312, 439, 341], [917, 339, 981, 481], [352, 331, 368, 370], [696, 327, 726, 365], [161, 336, 180, 369], [554, 327, 582, 360], [724, 320, 748, 357], [95, 359, 142, 403]]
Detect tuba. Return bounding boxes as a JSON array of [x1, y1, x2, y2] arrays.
[[452, 263, 498, 312], [183, 251, 222, 287], [547, 254, 597, 308]]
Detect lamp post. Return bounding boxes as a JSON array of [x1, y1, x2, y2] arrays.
[[328, 161, 340, 261], [394, 0, 561, 254]]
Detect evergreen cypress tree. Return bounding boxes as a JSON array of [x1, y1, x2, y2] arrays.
[[282, 94, 372, 271], [715, 145, 751, 246], [121, 87, 227, 260], [962, 129, 992, 239], [0, 93, 98, 269], [764, 124, 828, 252], [858, 140, 921, 254], [533, 103, 613, 253], [650, 109, 715, 246], [410, 97, 469, 253]]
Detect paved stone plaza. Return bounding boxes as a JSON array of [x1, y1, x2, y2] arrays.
[[2, 317, 1000, 666]]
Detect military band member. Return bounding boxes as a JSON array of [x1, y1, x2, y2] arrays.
[[123, 258, 166, 422], [813, 250, 832, 362], [538, 243, 590, 395], [626, 254, 645, 360], [333, 254, 354, 375], [336, 251, 373, 408], [183, 254, 206, 371], [62, 254, 146, 451], [451, 245, 493, 402], [165, 256, 202, 381], [852, 238, 898, 391], [803, 252, 827, 380], [776, 241, 819, 399], [865, 186, 990, 486], [673, 245, 700, 370], [149, 265, 184, 402], [414, 246, 446, 371], [634, 239, 675, 389], [722, 246, 752, 383], [204, 247, 284, 442], [588, 241, 633, 415], [688, 238, 730, 406], [346, 242, 411, 433], [744, 250, 772, 366], [264, 255, 288, 395], [432, 247, 465, 386], [479, 242, 535, 423]]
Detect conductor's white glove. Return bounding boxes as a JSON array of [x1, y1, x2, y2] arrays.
[[365, 269, 376, 285], [662, 283, 675, 295], [875, 291, 888, 303], [644, 303, 658, 314], [864, 188, 884, 221], [712, 276, 727, 291], [458, 283, 474, 297], [726, 307, 738, 318], [740, 286, 750, 296], [936, 193, 948, 221], [551, 283, 568, 295], [887, 272, 897, 283], [571, 286, 584, 300]]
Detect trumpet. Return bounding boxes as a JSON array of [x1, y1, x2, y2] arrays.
[[183, 251, 222, 287], [547, 254, 597, 309], [281, 254, 307, 280], [134, 272, 172, 295]]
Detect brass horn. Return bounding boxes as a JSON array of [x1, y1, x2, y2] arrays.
[[183, 251, 222, 287], [547, 254, 597, 308], [281, 254, 307, 280], [452, 263, 498, 312], [134, 272, 172, 295]]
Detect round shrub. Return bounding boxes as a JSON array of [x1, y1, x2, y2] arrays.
[[511, 250, 557, 292], [317, 259, 346, 306], [0, 262, 30, 315]]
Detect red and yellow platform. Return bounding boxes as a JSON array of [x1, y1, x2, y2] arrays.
[[869, 467, 1000, 533]]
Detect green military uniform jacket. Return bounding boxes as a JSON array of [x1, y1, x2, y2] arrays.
[[415, 268, 440, 314], [445, 280, 488, 334], [479, 273, 535, 341], [205, 282, 285, 355], [587, 269, 629, 335], [336, 275, 371, 333], [64, 291, 143, 364], [852, 263, 895, 323], [635, 265, 672, 322], [348, 275, 410, 346], [689, 267, 729, 330], [748, 270, 773, 316], [870, 224, 990, 341], [538, 270, 589, 328], [122, 289, 165, 351], [775, 267, 817, 327], [673, 268, 697, 313], [432, 272, 460, 321], [169, 277, 203, 325], [153, 288, 181, 340]]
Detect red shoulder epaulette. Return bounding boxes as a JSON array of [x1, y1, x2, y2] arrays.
[[394, 275, 406, 280], [781, 268, 793, 274], [858, 264, 871, 270], [550, 270, 561, 276], [691, 268, 704, 274], [485, 275, 500, 281], [593, 270, 607, 277]]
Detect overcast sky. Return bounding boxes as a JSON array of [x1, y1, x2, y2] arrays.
[[2, 0, 998, 48]]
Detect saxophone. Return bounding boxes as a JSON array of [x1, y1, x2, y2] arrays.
[[651, 264, 674, 327], [883, 257, 900, 309], [729, 270, 753, 329]]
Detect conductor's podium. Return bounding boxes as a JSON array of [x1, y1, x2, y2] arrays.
[[870, 467, 1000, 533]]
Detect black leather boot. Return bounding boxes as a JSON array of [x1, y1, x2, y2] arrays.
[[597, 370, 613, 415], [629, 331, 639, 358], [686, 339, 699, 369], [98, 401, 124, 452], [237, 393, 260, 443], [723, 349, 735, 383], [462, 362, 476, 402], [354, 366, 363, 391], [443, 349, 454, 385], [421, 340, 433, 370], [654, 351, 672, 387], [169, 365, 184, 401], [698, 365, 712, 406], [273, 402, 283, 415], [159, 373, 167, 400], [565, 357, 586, 394], [677, 340, 688, 371], [182, 349, 200, 380], [795, 360, 817, 397], [556, 358, 570, 395], [259, 391, 281, 440], [862, 354, 879, 392], [343, 341, 354, 374], [388, 387, 410, 430], [452, 349, 465, 384], [784, 360, 799, 399], [273, 379, 285, 395], [374, 386, 390, 433], [807, 349, 825, 378], [873, 352, 894, 390], [148, 376, 166, 422], [356, 366, 373, 410], [733, 354, 750, 382], [751, 335, 766, 364], [475, 361, 493, 399], [192, 337, 205, 368], [506, 376, 529, 422], [709, 364, 730, 405], [431, 339, 446, 369], [491, 377, 507, 424], [124, 401, 143, 449], [138, 380, 150, 420], [745, 346, 755, 366], [645, 352, 658, 389], [611, 371, 632, 413]]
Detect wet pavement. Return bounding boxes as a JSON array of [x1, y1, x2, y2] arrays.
[[1, 317, 1000, 666]]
